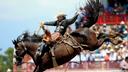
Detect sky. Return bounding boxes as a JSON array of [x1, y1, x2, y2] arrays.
[[0, 0, 86, 53]]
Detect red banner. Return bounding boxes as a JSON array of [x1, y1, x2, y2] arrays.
[[96, 14, 128, 25]]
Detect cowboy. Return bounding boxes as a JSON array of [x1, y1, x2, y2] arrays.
[[41, 12, 78, 36], [120, 56, 128, 71], [40, 12, 79, 43], [36, 12, 78, 57]]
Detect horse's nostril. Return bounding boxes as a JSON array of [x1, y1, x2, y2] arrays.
[[15, 62, 17, 65], [15, 61, 22, 66]]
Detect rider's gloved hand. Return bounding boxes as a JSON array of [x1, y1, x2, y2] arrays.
[[40, 21, 45, 30]]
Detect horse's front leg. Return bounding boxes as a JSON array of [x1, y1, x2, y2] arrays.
[[33, 66, 39, 72], [34, 66, 44, 72], [34, 65, 45, 72]]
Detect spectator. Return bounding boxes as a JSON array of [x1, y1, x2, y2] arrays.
[[104, 51, 110, 61], [123, 0, 128, 14], [88, 52, 95, 62], [109, 49, 117, 61], [120, 56, 128, 70], [119, 21, 127, 38], [100, 24, 110, 37], [117, 52, 123, 61]]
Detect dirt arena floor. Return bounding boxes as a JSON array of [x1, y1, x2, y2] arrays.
[[45, 69, 123, 72]]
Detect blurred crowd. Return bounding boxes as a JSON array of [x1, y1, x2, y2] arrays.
[[107, 1, 128, 15], [100, 0, 128, 15]]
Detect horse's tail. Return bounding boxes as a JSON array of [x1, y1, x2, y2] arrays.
[[82, 0, 101, 27]]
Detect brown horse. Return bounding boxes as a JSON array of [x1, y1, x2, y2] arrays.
[[13, 27, 119, 72], [12, 0, 123, 71], [12, 0, 122, 71]]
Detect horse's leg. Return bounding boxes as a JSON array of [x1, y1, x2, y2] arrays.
[[95, 36, 122, 48], [87, 38, 105, 51], [96, 35, 114, 48], [34, 64, 46, 72], [96, 33, 110, 48], [33, 66, 39, 72], [109, 38, 122, 45], [34, 68, 44, 72], [97, 33, 122, 45], [33, 65, 45, 72], [95, 38, 105, 48]]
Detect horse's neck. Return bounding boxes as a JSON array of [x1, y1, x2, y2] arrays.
[[24, 42, 38, 58], [24, 42, 40, 65]]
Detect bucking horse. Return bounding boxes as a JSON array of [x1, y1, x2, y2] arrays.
[[12, 0, 122, 72]]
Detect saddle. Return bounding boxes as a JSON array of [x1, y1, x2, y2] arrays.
[[42, 30, 61, 45]]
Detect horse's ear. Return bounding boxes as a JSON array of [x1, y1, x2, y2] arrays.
[[12, 40, 17, 46]]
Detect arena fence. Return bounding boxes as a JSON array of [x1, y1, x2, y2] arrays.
[[13, 61, 122, 72]]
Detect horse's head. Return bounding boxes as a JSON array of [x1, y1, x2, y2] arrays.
[[12, 32, 42, 66], [12, 39, 27, 66]]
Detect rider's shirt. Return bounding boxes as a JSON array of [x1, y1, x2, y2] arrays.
[[55, 20, 65, 32], [44, 14, 78, 35], [55, 25, 64, 32]]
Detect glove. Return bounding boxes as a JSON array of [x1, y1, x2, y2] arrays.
[[77, 11, 81, 15], [40, 21, 45, 30]]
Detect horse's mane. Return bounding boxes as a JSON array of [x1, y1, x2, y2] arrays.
[[14, 32, 42, 45], [22, 32, 42, 42]]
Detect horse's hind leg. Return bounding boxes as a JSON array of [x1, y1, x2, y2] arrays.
[[109, 37, 122, 45], [96, 33, 109, 48], [96, 39, 105, 48], [95, 37, 112, 48], [89, 39, 104, 51]]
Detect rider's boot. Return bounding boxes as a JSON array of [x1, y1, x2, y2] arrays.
[[36, 43, 50, 59], [35, 42, 45, 58]]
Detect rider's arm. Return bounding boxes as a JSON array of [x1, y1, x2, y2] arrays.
[[44, 21, 56, 26], [67, 14, 78, 25]]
